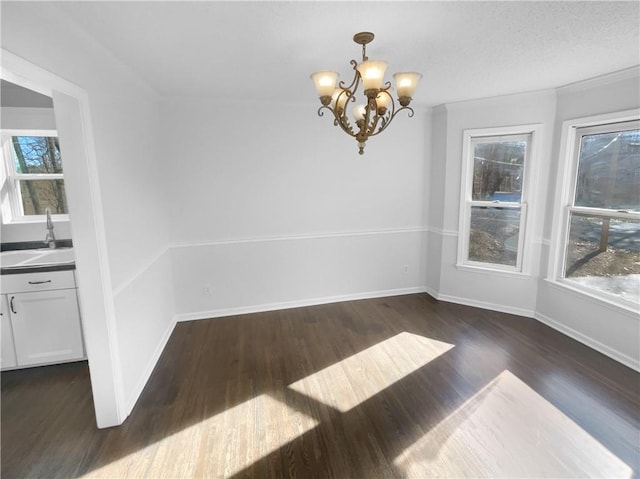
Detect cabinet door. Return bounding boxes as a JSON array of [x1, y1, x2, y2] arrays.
[[9, 289, 84, 366], [1, 295, 17, 369]]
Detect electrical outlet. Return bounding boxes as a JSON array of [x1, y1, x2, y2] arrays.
[[403, 265, 409, 274], [203, 284, 212, 296]]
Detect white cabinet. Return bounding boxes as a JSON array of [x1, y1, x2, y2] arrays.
[[1, 294, 17, 369], [1, 270, 85, 369]]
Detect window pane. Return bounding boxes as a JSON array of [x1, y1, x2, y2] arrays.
[[18, 179, 68, 215], [472, 138, 526, 201], [12, 136, 62, 174], [575, 128, 640, 211], [565, 214, 640, 303], [469, 206, 521, 266]]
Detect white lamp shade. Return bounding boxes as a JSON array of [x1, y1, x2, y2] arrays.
[[356, 60, 388, 91], [311, 71, 339, 97], [393, 72, 422, 98], [352, 104, 366, 121], [331, 88, 349, 110], [376, 90, 392, 110]]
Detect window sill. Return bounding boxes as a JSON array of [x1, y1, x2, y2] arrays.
[[456, 263, 532, 279], [543, 278, 639, 317]]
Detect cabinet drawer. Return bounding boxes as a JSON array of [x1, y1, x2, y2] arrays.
[[1, 270, 76, 293]]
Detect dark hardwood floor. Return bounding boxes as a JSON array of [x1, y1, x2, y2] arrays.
[[2, 293, 639, 478]]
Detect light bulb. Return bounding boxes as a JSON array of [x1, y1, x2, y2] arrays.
[[352, 104, 366, 121], [376, 90, 392, 112], [331, 88, 349, 110]]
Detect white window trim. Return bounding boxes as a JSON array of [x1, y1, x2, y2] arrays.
[[0, 129, 70, 224], [547, 110, 640, 312], [457, 124, 542, 275]]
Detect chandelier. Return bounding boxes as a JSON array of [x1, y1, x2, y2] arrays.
[[311, 32, 422, 155]]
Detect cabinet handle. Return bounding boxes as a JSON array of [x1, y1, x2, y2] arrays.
[[10, 296, 16, 314], [28, 280, 52, 285]]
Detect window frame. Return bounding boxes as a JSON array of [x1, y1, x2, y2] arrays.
[[457, 124, 542, 275], [548, 111, 639, 311], [0, 129, 69, 224]]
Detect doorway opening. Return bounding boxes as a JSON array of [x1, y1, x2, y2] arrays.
[[1, 50, 125, 428]]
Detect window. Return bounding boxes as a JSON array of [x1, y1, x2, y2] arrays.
[[1, 130, 68, 222], [558, 118, 639, 305], [458, 125, 541, 273]]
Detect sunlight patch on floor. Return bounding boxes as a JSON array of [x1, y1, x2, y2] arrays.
[[393, 370, 633, 478], [84, 393, 319, 478], [289, 332, 454, 413]]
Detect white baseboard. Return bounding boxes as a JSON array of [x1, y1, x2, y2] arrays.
[[427, 286, 638, 371], [425, 289, 535, 318], [535, 311, 640, 372], [423, 285, 439, 300], [174, 287, 427, 322], [124, 316, 177, 415]]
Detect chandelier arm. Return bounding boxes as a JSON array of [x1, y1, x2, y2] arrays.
[[341, 119, 357, 137], [333, 108, 357, 138], [359, 97, 377, 139], [369, 112, 391, 137], [366, 114, 382, 137], [335, 88, 353, 113], [337, 94, 357, 136], [371, 89, 396, 135], [338, 60, 360, 92], [367, 115, 380, 137], [318, 105, 357, 137], [368, 105, 415, 137]]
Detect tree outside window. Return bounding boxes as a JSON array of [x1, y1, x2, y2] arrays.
[[563, 122, 639, 304], [1, 132, 68, 221]]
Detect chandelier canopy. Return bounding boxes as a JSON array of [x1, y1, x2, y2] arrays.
[[311, 32, 422, 155]]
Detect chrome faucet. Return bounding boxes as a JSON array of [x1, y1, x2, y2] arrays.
[[44, 208, 57, 249]]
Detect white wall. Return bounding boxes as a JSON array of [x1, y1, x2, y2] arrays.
[[535, 69, 640, 370], [113, 251, 175, 412], [418, 106, 433, 290], [172, 232, 423, 319], [425, 105, 447, 295], [1, 106, 55, 130], [2, 3, 175, 425], [162, 97, 428, 317], [430, 90, 557, 316]]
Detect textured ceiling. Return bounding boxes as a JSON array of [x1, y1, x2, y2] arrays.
[[47, 1, 640, 106]]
